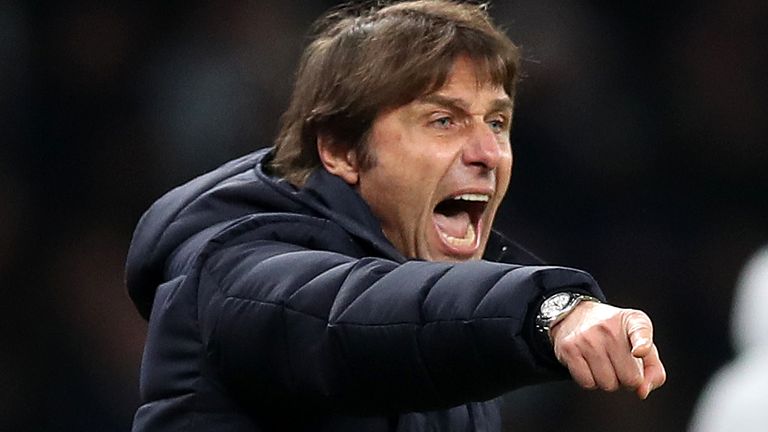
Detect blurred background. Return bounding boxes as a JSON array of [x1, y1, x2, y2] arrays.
[[2, 0, 766, 430]]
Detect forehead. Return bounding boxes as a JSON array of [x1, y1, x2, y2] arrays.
[[421, 56, 510, 106]]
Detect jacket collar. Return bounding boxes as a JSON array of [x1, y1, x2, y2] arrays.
[[256, 149, 541, 266], [255, 152, 407, 262], [300, 168, 408, 262]]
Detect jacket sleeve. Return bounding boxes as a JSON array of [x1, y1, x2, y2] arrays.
[[196, 218, 604, 414]]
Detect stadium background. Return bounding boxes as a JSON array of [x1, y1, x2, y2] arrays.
[[1, 0, 766, 430]]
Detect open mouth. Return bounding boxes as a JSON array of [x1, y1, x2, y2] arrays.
[[432, 193, 489, 251]]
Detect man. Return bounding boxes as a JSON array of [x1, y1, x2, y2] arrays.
[[126, 1, 666, 430]]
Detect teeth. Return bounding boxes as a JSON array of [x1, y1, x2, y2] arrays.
[[453, 193, 489, 202], [440, 223, 476, 246]]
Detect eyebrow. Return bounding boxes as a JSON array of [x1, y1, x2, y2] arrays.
[[417, 94, 514, 114]]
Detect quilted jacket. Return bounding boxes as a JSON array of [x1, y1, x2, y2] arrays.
[[126, 148, 605, 431]]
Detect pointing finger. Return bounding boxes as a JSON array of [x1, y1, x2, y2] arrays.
[[636, 344, 667, 400]]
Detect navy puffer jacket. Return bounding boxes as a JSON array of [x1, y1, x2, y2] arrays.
[[126, 148, 604, 431]]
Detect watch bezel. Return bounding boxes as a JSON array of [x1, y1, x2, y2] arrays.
[[539, 292, 574, 321]]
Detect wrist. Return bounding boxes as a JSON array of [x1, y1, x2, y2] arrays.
[[535, 292, 602, 344]]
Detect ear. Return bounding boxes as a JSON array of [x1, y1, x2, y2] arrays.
[[317, 134, 360, 185]]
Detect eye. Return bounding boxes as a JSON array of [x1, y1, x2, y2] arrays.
[[488, 117, 508, 133], [430, 115, 455, 130]]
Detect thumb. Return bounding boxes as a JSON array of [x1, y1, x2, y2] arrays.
[[624, 310, 653, 358]]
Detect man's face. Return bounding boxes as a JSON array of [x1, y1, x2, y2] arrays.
[[358, 56, 513, 261]]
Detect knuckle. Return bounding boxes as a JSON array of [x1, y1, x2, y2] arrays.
[[596, 320, 621, 339], [624, 373, 643, 389], [624, 309, 653, 330], [579, 379, 597, 390], [558, 338, 579, 357], [554, 347, 570, 365], [625, 308, 646, 319], [600, 379, 619, 392]]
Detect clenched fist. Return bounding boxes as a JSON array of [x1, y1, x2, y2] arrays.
[[550, 302, 667, 399]]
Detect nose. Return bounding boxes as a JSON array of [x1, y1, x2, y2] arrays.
[[461, 120, 503, 171]]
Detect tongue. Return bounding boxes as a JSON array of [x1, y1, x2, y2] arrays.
[[433, 211, 471, 238]]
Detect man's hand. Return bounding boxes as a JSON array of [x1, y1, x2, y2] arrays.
[[550, 301, 667, 399]]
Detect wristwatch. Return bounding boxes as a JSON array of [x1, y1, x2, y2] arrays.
[[535, 292, 601, 342]]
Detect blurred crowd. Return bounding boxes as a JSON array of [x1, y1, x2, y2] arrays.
[[2, 1, 766, 431], [690, 246, 768, 431]]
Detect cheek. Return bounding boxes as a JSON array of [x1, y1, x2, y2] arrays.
[[359, 166, 420, 227], [377, 147, 441, 194], [497, 148, 513, 192]]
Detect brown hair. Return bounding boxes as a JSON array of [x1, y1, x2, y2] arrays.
[[269, 0, 521, 186]]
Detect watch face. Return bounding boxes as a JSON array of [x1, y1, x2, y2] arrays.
[[541, 292, 573, 319]]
